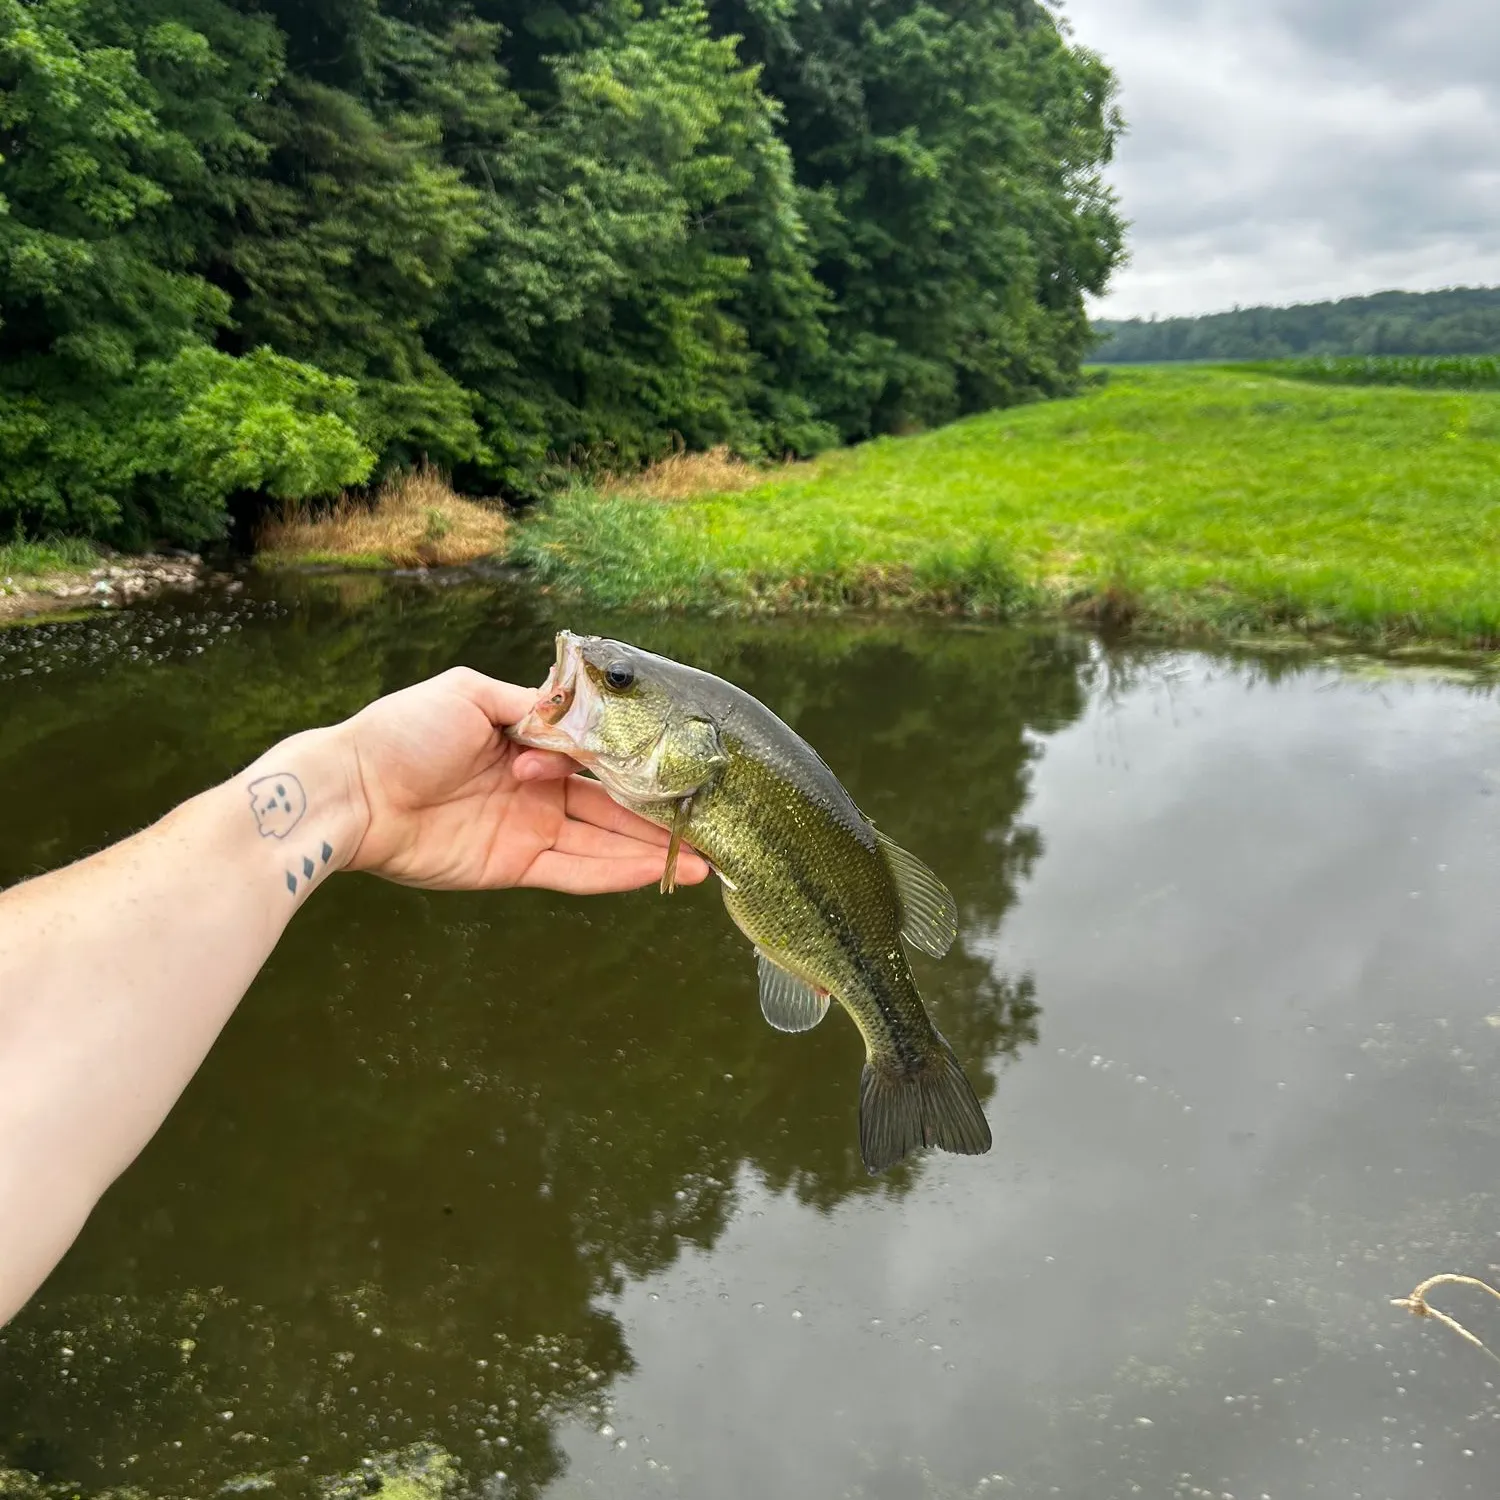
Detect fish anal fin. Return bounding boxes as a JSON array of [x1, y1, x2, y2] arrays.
[[874, 828, 958, 959], [858, 1036, 991, 1174], [756, 951, 831, 1033]]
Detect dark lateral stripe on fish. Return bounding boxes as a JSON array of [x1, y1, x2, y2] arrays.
[[737, 758, 929, 1062]]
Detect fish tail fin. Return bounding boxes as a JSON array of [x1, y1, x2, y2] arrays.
[[858, 1037, 992, 1175]]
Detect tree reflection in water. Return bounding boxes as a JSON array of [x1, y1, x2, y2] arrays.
[[0, 577, 1091, 1497]]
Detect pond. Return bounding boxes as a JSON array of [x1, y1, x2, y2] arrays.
[[2, 574, 1499, 1500]]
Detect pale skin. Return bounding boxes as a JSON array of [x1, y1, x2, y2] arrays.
[[0, 667, 708, 1328]]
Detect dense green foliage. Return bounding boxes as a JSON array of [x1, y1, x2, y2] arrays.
[[0, 0, 1123, 545], [1244, 354, 1500, 391], [1093, 287, 1500, 364], [712, 0, 1123, 438], [516, 365, 1500, 646]]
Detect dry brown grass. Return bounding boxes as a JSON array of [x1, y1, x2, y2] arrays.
[[257, 467, 508, 568], [599, 445, 783, 502]]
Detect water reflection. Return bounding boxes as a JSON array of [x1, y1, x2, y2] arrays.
[[0, 577, 1080, 1496], [12, 584, 1498, 1500]]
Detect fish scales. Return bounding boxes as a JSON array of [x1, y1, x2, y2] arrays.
[[687, 742, 934, 1077]]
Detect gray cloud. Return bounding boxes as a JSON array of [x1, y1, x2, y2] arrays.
[[1056, 0, 1500, 316]]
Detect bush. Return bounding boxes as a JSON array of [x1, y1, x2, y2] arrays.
[[0, 347, 376, 546]]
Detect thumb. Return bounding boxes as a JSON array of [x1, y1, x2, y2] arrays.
[[439, 666, 540, 728]]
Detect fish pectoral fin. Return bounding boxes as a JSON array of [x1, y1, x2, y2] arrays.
[[660, 794, 694, 895], [873, 829, 959, 959], [651, 715, 728, 799], [681, 714, 728, 770], [756, 951, 832, 1033]]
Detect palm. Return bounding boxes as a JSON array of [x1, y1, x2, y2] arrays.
[[341, 668, 705, 895]]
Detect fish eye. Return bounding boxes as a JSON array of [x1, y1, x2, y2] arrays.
[[603, 661, 635, 691]]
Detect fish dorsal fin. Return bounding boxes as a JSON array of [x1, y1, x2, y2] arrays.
[[756, 952, 832, 1033], [874, 829, 958, 959]]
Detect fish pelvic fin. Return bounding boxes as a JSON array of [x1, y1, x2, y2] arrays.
[[756, 950, 832, 1033], [858, 1037, 991, 1175]]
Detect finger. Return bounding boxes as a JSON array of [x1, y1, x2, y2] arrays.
[[519, 849, 678, 896], [511, 748, 581, 783], [552, 821, 669, 861], [551, 821, 711, 883], [438, 666, 542, 729], [563, 776, 673, 843], [668, 846, 711, 884]]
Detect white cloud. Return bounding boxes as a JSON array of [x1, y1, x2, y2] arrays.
[[1057, 0, 1500, 317]]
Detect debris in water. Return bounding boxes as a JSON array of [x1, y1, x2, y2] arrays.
[[1390, 1272, 1500, 1365]]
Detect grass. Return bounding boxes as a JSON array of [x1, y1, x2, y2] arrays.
[[0, 536, 102, 622], [0, 536, 100, 581], [256, 465, 508, 568], [513, 364, 1500, 647]]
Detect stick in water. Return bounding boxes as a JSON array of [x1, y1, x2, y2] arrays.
[[1391, 1273, 1500, 1366]]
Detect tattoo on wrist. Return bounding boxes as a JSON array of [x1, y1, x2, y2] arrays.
[[284, 842, 335, 898], [247, 772, 334, 896], [248, 774, 307, 839]]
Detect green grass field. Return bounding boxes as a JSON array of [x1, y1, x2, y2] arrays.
[[515, 364, 1500, 646]]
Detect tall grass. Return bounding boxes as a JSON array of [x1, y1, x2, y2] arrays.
[[1246, 354, 1500, 390], [0, 537, 100, 580], [257, 466, 508, 568]]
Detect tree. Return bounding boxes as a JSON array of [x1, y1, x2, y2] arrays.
[[0, 0, 377, 541], [0, 0, 1126, 540], [709, 0, 1125, 437], [425, 1, 834, 491], [1093, 287, 1500, 363]]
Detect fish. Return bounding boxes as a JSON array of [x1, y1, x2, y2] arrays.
[[506, 631, 992, 1174]]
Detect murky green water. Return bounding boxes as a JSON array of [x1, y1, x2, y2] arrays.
[[3, 575, 1500, 1500]]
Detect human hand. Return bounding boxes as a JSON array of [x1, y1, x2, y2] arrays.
[[334, 666, 710, 894]]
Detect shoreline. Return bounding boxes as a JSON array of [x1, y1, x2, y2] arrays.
[[6, 543, 1499, 675], [0, 553, 223, 626], [8, 357, 1500, 664], [247, 548, 1500, 672], [505, 523, 1500, 663]]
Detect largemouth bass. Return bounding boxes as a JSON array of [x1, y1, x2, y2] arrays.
[[507, 631, 992, 1174]]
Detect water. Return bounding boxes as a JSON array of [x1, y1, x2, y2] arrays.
[[3, 574, 1499, 1499]]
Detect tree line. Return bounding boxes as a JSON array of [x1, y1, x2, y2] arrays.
[[0, 0, 1124, 546], [1092, 286, 1500, 365]]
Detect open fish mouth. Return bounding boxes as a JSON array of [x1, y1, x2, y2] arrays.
[[533, 632, 578, 725], [505, 631, 600, 756]]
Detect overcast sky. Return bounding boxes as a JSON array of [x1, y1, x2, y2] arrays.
[[1056, 0, 1500, 319]]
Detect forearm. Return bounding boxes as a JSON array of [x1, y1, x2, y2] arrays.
[[0, 726, 367, 1324]]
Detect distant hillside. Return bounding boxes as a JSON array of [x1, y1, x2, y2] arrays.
[[1092, 286, 1500, 363]]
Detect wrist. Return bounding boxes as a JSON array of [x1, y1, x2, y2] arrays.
[[235, 724, 371, 894]]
